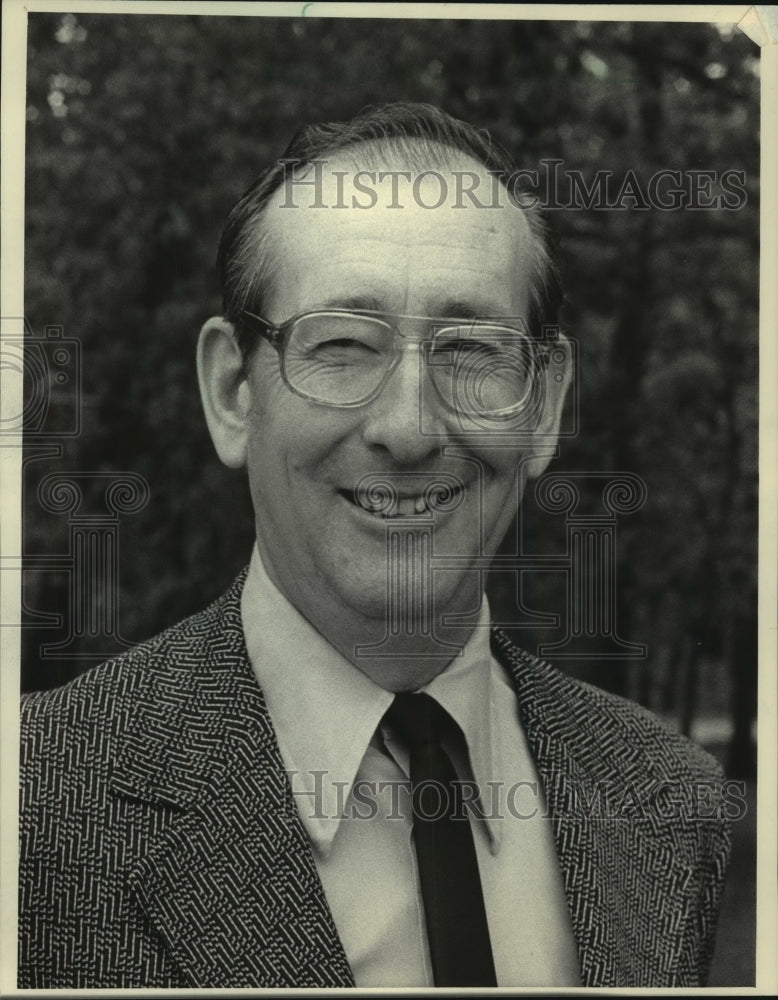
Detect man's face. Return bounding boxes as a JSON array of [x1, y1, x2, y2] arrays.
[[241, 151, 562, 641]]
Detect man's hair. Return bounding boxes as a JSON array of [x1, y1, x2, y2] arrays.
[[217, 102, 561, 357]]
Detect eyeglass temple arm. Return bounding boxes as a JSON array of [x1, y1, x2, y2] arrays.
[[536, 343, 552, 367], [241, 310, 283, 347]]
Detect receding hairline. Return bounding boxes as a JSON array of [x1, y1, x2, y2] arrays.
[[221, 115, 560, 357], [251, 137, 541, 315], [270, 137, 523, 203]]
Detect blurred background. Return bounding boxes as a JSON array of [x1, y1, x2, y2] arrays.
[[20, 13, 758, 983]]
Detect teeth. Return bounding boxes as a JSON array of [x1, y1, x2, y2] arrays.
[[351, 491, 432, 517]]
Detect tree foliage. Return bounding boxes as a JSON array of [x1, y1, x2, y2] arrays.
[[22, 14, 759, 773]]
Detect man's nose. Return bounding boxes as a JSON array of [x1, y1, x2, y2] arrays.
[[361, 345, 448, 463]]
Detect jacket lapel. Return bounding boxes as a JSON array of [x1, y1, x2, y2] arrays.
[[111, 576, 355, 988], [493, 628, 696, 987]]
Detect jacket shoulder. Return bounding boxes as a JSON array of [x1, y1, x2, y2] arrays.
[[20, 573, 246, 769], [563, 668, 724, 783], [492, 628, 726, 785], [18, 575, 249, 988]]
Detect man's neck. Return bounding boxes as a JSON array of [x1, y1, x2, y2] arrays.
[[253, 544, 483, 692], [293, 595, 482, 692], [335, 621, 482, 692]]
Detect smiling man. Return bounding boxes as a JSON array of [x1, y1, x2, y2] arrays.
[[19, 104, 731, 989], [199, 122, 564, 691]]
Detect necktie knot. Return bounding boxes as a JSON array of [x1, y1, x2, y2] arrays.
[[384, 691, 446, 751]]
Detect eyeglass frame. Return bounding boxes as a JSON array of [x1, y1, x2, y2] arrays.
[[238, 307, 552, 416]]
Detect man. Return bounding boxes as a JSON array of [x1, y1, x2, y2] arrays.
[[19, 103, 730, 988]]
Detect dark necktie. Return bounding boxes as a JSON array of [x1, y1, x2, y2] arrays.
[[384, 691, 497, 987]]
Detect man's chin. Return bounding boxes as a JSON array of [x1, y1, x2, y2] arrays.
[[331, 571, 478, 632], [332, 585, 401, 625]]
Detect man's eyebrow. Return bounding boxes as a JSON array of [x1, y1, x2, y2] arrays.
[[434, 300, 517, 321], [311, 296, 519, 321], [316, 295, 385, 313], [435, 301, 484, 321]]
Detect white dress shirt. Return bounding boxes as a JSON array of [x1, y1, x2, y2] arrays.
[[241, 544, 581, 987]]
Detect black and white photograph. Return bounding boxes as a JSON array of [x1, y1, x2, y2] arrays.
[[1, 1, 773, 992]]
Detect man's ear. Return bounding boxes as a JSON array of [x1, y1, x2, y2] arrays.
[[525, 334, 574, 480], [197, 316, 252, 469]]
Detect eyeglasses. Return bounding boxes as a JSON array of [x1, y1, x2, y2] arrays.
[[240, 309, 550, 420]]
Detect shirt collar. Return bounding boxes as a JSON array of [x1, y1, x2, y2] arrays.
[[241, 544, 502, 855], [241, 545, 393, 855]]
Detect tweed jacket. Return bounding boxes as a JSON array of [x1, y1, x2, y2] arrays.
[[19, 571, 730, 989]]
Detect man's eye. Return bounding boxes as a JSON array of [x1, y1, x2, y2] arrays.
[[436, 339, 500, 358], [314, 338, 379, 358], [320, 337, 373, 349]]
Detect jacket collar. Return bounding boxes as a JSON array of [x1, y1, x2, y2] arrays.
[[111, 572, 695, 988]]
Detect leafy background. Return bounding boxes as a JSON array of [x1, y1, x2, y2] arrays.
[[20, 13, 759, 984]]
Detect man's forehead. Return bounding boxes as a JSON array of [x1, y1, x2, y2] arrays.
[[256, 147, 533, 323], [261, 141, 532, 264], [270, 140, 519, 210]]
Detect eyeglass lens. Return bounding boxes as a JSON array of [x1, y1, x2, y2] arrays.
[[283, 313, 540, 417]]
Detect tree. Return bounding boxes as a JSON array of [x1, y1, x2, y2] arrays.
[[22, 15, 759, 781]]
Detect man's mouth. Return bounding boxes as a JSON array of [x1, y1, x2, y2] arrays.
[[340, 488, 435, 518], [340, 476, 467, 519]]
